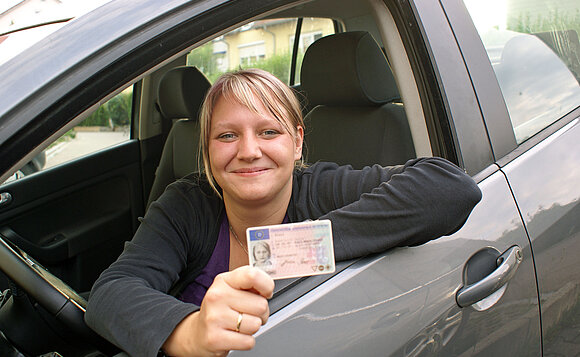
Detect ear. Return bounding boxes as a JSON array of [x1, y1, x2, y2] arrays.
[[294, 125, 304, 160]]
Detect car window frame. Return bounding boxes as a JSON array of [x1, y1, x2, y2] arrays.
[[439, 0, 517, 161], [386, 0, 496, 175]]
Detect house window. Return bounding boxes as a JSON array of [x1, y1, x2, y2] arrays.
[[290, 31, 324, 54], [238, 41, 266, 66]]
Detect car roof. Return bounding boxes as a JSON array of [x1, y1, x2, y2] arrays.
[[0, 21, 70, 65]]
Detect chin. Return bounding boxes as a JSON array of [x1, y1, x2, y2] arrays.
[[237, 191, 272, 202], [225, 179, 292, 204]]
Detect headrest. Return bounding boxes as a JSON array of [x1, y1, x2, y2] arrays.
[[157, 66, 211, 120], [300, 31, 400, 106]]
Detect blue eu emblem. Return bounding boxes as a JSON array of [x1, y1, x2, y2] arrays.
[[249, 229, 270, 241]]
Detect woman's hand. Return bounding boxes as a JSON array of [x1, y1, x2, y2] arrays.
[[162, 266, 275, 356]]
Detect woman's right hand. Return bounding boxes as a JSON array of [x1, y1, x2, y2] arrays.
[[162, 266, 275, 356]]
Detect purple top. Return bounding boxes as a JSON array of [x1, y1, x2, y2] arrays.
[[178, 215, 289, 305], [178, 216, 230, 305]]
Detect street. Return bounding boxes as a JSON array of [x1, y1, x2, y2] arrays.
[[45, 130, 129, 169]]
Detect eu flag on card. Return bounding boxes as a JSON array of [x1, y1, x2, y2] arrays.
[[249, 228, 270, 241]]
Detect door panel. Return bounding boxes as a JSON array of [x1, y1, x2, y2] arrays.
[[0, 141, 144, 292], [236, 169, 540, 356], [502, 117, 580, 355]]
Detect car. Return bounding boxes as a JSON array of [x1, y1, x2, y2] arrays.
[[0, 0, 579, 355]]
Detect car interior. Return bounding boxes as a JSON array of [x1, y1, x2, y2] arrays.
[[300, 31, 416, 167], [0, 0, 441, 355], [147, 66, 211, 207]]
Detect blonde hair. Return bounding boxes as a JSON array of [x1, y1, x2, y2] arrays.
[[199, 68, 305, 196]]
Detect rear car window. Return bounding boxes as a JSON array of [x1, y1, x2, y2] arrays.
[[187, 18, 335, 85], [463, 0, 580, 143]]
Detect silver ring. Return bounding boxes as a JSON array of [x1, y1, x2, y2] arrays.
[[235, 312, 243, 333]]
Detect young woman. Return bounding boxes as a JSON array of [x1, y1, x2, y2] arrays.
[[251, 241, 273, 271], [85, 69, 481, 357]]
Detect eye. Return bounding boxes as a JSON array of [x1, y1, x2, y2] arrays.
[[261, 129, 281, 137], [217, 132, 236, 141]]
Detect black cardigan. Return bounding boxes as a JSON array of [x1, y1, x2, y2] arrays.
[[85, 158, 481, 356]]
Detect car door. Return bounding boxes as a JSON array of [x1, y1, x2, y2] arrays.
[[0, 0, 216, 297], [0, 103, 145, 293], [452, 0, 580, 354], [503, 115, 580, 356], [239, 169, 539, 356]]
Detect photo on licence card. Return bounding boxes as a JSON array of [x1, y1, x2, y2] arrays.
[[246, 220, 335, 280]]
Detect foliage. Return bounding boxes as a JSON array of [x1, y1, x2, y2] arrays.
[[187, 42, 224, 82], [508, 8, 580, 35], [107, 93, 132, 126], [248, 51, 292, 84], [47, 129, 76, 149], [507, 7, 580, 80], [80, 91, 132, 127], [187, 42, 306, 85]]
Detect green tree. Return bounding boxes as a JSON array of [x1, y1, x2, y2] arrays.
[[250, 52, 292, 84], [81, 105, 109, 126], [80, 91, 132, 127], [507, 8, 580, 80], [508, 8, 580, 35], [108, 92, 132, 126], [187, 42, 224, 82]]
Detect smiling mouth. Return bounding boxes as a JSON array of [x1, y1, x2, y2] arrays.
[[231, 167, 270, 175]]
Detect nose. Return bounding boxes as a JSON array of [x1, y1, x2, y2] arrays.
[[237, 134, 262, 161]]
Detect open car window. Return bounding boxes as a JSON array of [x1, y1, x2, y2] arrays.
[[1, 87, 133, 185]]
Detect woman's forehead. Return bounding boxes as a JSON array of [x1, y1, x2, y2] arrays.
[[211, 96, 291, 130], [210, 110, 283, 129]]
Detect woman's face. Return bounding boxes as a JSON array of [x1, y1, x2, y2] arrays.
[[208, 95, 303, 205], [254, 244, 270, 262]]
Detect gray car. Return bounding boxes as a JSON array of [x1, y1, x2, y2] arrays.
[[0, 0, 579, 356]]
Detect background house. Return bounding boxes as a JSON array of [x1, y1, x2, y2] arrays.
[[188, 17, 334, 84]]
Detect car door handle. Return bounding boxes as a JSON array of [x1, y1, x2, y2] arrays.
[[0, 227, 69, 264], [0, 192, 12, 209], [456, 246, 523, 308]]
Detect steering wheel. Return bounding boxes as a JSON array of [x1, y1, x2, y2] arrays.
[[0, 234, 119, 356]]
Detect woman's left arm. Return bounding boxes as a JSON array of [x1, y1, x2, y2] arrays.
[[291, 157, 482, 260]]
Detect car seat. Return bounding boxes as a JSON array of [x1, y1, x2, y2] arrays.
[[147, 66, 211, 207], [300, 31, 416, 168]]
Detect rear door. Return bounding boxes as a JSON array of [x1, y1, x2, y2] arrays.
[[456, 0, 580, 354], [503, 115, 580, 356]]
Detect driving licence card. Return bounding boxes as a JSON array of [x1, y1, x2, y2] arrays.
[[246, 220, 335, 280]]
